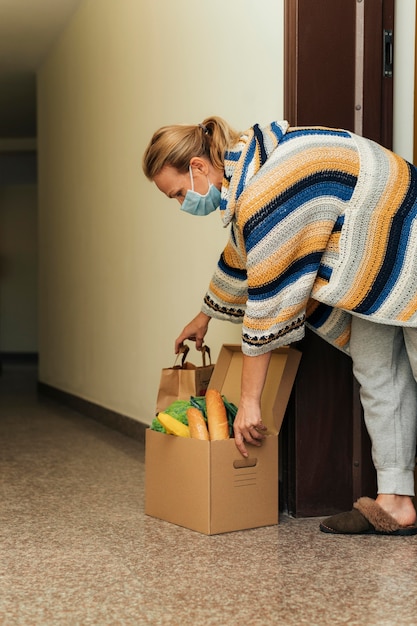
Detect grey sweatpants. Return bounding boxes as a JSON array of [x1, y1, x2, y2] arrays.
[[350, 316, 417, 496]]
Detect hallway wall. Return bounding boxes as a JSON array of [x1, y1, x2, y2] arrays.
[[393, 0, 416, 160], [37, 0, 416, 426], [37, 0, 284, 424]]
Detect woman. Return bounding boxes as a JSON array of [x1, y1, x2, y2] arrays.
[[142, 116, 417, 535]]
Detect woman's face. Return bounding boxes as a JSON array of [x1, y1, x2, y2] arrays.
[[153, 158, 222, 205], [153, 165, 195, 205]]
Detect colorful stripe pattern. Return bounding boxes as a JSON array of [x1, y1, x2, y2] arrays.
[[202, 122, 417, 356]]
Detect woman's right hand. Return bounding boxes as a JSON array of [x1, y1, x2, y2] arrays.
[[175, 312, 211, 353]]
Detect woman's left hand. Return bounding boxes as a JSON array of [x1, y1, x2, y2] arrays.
[[174, 312, 211, 353], [233, 399, 267, 458]]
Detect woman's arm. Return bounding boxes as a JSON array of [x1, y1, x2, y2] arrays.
[[233, 352, 270, 457]]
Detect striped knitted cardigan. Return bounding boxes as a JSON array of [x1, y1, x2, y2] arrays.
[[201, 121, 417, 357]]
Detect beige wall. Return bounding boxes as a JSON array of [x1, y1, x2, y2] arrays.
[[393, 0, 416, 161], [37, 0, 284, 423], [37, 0, 416, 425]]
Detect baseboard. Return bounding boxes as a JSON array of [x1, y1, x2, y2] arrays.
[[0, 352, 39, 363], [37, 381, 147, 444]]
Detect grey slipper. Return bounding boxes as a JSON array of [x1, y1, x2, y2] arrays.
[[319, 497, 417, 536]]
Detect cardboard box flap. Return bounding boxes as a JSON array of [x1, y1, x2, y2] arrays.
[[208, 345, 301, 435]]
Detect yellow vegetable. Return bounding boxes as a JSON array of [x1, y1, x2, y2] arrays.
[[157, 412, 190, 438]]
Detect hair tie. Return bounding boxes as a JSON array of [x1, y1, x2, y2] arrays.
[[198, 123, 209, 135]]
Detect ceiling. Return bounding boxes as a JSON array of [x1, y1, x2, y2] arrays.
[[0, 0, 84, 139]]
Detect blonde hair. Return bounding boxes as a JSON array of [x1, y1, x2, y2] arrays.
[[142, 115, 241, 180]]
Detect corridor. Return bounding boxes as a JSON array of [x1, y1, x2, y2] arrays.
[[1, 363, 417, 626]]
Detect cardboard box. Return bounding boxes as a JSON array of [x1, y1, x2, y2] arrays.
[[145, 344, 301, 534]]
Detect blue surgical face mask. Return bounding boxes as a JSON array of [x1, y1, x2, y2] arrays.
[[180, 166, 221, 216]]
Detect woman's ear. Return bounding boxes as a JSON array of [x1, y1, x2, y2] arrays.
[[189, 156, 209, 175]]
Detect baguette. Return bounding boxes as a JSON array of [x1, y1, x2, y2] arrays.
[[205, 389, 230, 440], [187, 407, 209, 440]]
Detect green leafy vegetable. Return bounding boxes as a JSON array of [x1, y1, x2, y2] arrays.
[[151, 399, 191, 432]]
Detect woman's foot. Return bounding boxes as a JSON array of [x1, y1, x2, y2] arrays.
[[376, 494, 417, 528]]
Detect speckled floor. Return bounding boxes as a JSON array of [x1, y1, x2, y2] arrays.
[[1, 364, 417, 626]]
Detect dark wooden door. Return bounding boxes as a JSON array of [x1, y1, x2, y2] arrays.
[[284, 0, 394, 147], [281, 0, 394, 517], [281, 330, 377, 517]]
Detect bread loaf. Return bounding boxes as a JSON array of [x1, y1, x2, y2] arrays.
[[187, 407, 209, 440], [205, 389, 229, 440]]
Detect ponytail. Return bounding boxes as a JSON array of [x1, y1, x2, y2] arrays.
[[142, 115, 241, 180]]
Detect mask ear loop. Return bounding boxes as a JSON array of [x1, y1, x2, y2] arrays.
[[188, 165, 195, 191], [189, 162, 210, 195]]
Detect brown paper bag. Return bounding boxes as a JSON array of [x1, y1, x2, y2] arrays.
[[155, 344, 214, 414]]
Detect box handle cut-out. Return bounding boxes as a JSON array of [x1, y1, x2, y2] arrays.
[[233, 458, 258, 469]]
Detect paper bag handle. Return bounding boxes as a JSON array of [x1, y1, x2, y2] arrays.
[[201, 344, 211, 366], [174, 343, 190, 368], [173, 342, 211, 368]]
